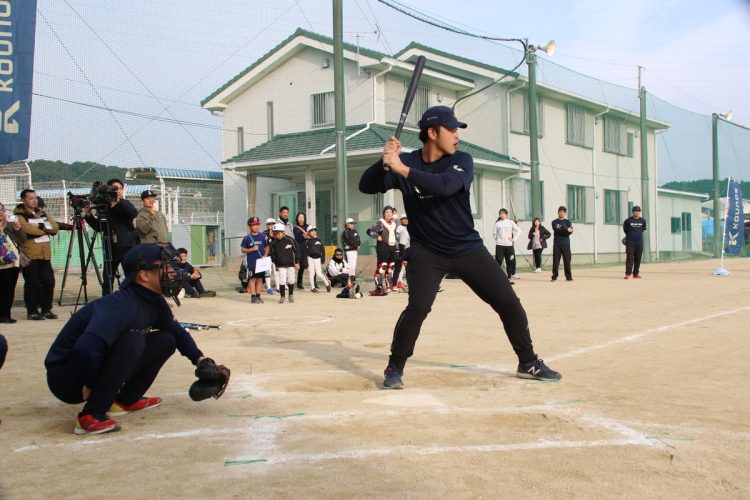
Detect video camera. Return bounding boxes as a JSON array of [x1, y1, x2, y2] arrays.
[[67, 181, 119, 213]]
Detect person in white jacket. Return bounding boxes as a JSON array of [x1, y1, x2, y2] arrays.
[[326, 248, 352, 288], [492, 208, 521, 282]]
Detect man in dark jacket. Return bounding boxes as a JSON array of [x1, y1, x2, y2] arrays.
[[84, 179, 138, 295], [342, 218, 361, 275], [550, 206, 574, 282], [623, 205, 647, 279]]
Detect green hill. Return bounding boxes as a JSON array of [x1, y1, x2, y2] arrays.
[[29, 160, 127, 185], [662, 179, 749, 200]]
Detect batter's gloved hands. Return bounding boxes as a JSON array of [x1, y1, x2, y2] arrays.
[[189, 357, 230, 401]]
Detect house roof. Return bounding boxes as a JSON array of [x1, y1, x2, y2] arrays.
[[223, 123, 518, 166], [394, 42, 519, 79], [126, 167, 223, 182], [201, 28, 386, 107]]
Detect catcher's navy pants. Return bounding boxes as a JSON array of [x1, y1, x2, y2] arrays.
[[47, 330, 176, 416], [388, 243, 536, 372]]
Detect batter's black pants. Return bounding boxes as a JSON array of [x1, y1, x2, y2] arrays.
[[22, 259, 55, 314], [388, 243, 536, 372], [625, 243, 644, 276], [47, 330, 176, 416], [494, 245, 516, 277], [551, 244, 572, 280]]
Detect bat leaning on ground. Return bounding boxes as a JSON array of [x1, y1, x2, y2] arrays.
[[180, 322, 222, 331], [383, 55, 427, 171]]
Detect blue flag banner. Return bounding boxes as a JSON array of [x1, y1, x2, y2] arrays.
[[724, 179, 744, 255], [0, 0, 38, 165]]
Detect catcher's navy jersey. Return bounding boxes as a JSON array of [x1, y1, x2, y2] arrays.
[[360, 149, 483, 257]]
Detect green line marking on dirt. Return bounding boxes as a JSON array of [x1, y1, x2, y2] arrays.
[[646, 431, 694, 449], [224, 459, 268, 467], [227, 412, 305, 420], [449, 364, 478, 368], [237, 393, 253, 399]]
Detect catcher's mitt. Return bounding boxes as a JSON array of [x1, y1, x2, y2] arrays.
[[189, 358, 230, 401]]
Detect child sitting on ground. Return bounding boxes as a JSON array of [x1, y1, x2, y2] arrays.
[[336, 276, 362, 299], [173, 248, 216, 298]]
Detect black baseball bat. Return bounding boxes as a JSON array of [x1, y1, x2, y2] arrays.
[[384, 55, 427, 171]]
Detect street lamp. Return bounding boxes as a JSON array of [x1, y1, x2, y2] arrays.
[[712, 111, 733, 258], [526, 39, 556, 221]]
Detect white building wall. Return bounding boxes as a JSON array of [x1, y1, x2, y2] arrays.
[[222, 170, 248, 257], [220, 47, 374, 160], [657, 192, 704, 254]]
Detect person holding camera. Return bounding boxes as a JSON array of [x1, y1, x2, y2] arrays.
[[44, 243, 229, 435], [135, 190, 169, 244], [14, 189, 59, 321], [84, 179, 138, 294]]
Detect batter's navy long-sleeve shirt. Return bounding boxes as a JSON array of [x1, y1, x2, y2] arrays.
[[359, 149, 483, 257]]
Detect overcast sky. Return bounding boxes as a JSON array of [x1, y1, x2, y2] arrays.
[[30, 0, 750, 184]]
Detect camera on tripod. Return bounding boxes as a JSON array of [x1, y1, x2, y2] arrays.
[[67, 181, 119, 214]]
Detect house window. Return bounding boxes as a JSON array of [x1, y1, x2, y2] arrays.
[[237, 127, 244, 154], [626, 132, 635, 157], [470, 173, 481, 218], [604, 116, 627, 155], [671, 217, 681, 234], [311, 91, 335, 127], [604, 189, 628, 224], [566, 105, 592, 147], [567, 184, 594, 223], [267, 101, 274, 140], [523, 95, 544, 137], [512, 178, 544, 221], [405, 83, 430, 127]]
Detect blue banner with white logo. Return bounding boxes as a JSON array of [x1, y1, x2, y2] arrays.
[[0, 0, 38, 165], [724, 178, 744, 255]]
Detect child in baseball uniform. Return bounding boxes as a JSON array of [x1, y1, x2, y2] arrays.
[[304, 226, 331, 293], [268, 223, 300, 303]]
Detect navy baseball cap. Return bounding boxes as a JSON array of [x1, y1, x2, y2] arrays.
[[418, 106, 467, 130], [141, 189, 157, 199], [120, 244, 163, 288], [558, 206, 567, 212], [633, 205, 642, 212]]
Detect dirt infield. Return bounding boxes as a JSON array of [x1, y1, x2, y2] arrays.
[[2, 258, 750, 498]]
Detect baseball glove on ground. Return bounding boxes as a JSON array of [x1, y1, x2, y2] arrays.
[[189, 358, 231, 401]]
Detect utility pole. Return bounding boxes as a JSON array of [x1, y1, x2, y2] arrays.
[[638, 66, 651, 262], [527, 41, 542, 220], [333, 0, 348, 248]]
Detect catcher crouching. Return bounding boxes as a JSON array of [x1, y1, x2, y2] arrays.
[[44, 244, 230, 435]]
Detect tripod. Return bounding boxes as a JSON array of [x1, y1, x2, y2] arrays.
[[56, 208, 115, 311]]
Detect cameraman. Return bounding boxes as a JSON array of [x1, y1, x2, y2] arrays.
[[84, 179, 138, 295]]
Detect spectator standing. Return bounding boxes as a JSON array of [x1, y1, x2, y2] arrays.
[[392, 213, 410, 291], [305, 226, 331, 292], [550, 206, 574, 282], [623, 206, 647, 279], [14, 189, 59, 321], [527, 217, 551, 273], [268, 223, 300, 304], [263, 218, 277, 294], [0, 202, 25, 323], [240, 217, 269, 304], [293, 212, 310, 289], [135, 190, 168, 244], [492, 208, 521, 282], [341, 218, 361, 275]]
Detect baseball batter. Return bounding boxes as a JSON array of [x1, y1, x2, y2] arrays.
[[359, 105, 561, 389]]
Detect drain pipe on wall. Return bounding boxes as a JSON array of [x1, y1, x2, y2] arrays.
[[372, 64, 393, 123], [592, 108, 609, 263]]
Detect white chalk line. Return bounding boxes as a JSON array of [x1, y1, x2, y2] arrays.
[[224, 315, 333, 328], [547, 304, 750, 362]]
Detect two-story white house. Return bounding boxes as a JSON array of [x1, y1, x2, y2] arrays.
[[202, 28, 704, 262]]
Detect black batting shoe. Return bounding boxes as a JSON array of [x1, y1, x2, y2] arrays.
[[516, 358, 561, 381], [383, 367, 404, 390]]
